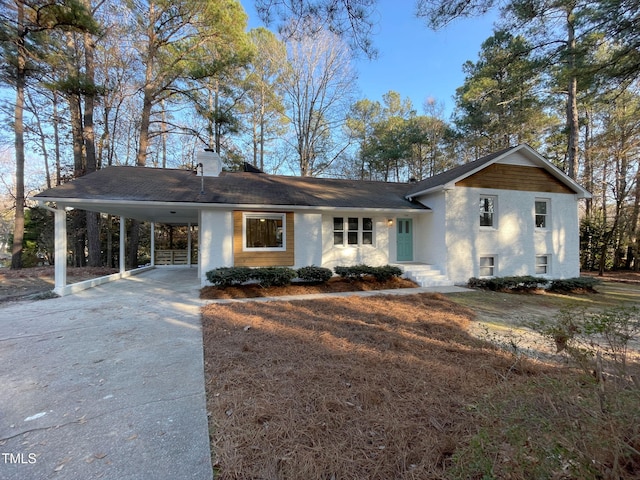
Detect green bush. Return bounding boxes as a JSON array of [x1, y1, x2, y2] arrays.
[[548, 276, 600, 293], [369, 265, 403, 282], [252, 267, 297, 287], [297, 266, 333, 283], [334, 264, 372, 279], [468, 275, 549, 291], [334, 264, 403, 282], [206, 267, 253, 287]]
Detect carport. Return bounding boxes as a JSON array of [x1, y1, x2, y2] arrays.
[[33, 152, 227, 296], [35, 197, 201, 296]]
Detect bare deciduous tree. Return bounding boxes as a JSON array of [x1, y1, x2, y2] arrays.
[[282, 22, 357, 176]]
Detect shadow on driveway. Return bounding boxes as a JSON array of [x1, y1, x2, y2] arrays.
[[0, 267, 212, 480]]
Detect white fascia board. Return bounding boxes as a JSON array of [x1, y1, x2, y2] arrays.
[[406, 183, 454, 200], [406, 144, 591, 199], [37, 198, 430, 214]]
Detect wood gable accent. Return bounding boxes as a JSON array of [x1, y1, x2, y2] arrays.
[[233, 211, 295, 267], [455, 163, 575, 194]]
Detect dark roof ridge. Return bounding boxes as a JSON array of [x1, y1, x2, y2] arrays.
[[406, 145, 519, 196], [222, 170, 411, 185]]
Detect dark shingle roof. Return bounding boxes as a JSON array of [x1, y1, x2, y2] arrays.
[[35, 166, 426, 210], [34, 145, 589, 213], [406, 146, 515, 197]]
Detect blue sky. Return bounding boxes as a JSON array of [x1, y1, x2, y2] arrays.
[[241, 1, 499, 119]]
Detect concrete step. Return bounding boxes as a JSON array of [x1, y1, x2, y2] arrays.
[[393, 264, 454, 288]]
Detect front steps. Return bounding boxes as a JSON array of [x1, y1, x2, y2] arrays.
[[394, 264, 454, 288]]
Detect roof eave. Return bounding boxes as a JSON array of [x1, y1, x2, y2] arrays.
[[406, 144, 592, 199], [36, 197, 430, 213]]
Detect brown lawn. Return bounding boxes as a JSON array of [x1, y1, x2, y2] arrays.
[[202, 293, 550, 479], [0, 266, 118, 301]]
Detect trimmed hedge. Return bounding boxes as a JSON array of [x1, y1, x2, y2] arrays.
[[252, 267, 297, 287], [297, 266, 333, 283], [206, 264, 404, 288], [547, 276, 601, 293], [205, 266, 296, 287], [206, 266, 253, 287], [468, 275, 601, 294], [334, 264, 403, 282], [468, 275, 549, 292]]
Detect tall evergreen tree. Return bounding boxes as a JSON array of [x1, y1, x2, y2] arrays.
[[0, 0, 96, 269], [453, 30, 548, 157]]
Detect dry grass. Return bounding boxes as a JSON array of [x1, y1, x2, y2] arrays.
[[202, 293, 548, 479], [0, 266, 118, 301]]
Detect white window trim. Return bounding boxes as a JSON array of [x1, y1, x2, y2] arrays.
[[242, 212, 286, 252], [333, 216, 375, 247], [479, 255, 497, 277], [535, 254, 550, 275], [479, 195, 498, 229], [535, 198, 550, 229]]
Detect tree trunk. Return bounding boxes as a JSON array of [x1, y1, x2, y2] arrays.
[[11, 1, 26, 270], [128, 220, 140, 269], [565, 7, 579, 179], [84, 25, 102, 267], [259, 84, 265, 171], [53, 91, 62, 185]]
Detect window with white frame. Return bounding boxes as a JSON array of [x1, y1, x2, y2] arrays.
[[334, 217, 373, 246], [479, 196, 496, 227], [243, 213, 285, 250], [535, 255, 549, 274], [479, 256, 496, 277], [535, 199, 549, 228]]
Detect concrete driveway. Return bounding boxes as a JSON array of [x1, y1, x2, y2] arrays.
[[0, 268, 212, 480]]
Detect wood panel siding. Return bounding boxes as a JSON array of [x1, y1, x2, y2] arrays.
[[233, 211, 295, 267], [455, 164, 575, 194]]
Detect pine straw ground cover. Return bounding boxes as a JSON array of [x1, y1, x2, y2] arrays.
[[202, 292, 640, 479], [200, 276, 418, 299]]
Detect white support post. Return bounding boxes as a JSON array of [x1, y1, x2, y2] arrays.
[[150, 223, 155, 267], [53, 207, 67, 294], [119, 216, 126, 273], [187, 222, 192, 268]]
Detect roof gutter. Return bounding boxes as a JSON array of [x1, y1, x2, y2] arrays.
[[35, 197, 431, 214], [406, 184, 453, 201]]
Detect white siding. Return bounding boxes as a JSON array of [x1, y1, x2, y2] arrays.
[[198, 210, 234, 285], [413, 192, 447, 271], [442, 187, 580, 283], [320, 214, 390, 270], [294, 212, 323, 267]]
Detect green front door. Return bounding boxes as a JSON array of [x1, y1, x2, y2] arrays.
[[397, 218, 413, 261]]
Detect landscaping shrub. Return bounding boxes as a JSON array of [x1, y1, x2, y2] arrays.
[[369, 265, 403, 282], [252, 267, 297, 287], [548, 276, 600, 293], [468, 275, 549, 291], [334, 264, 403, 281], [334, 264, 373, 279], [296, 266, 333, 283], [206, 267, 253, 287]]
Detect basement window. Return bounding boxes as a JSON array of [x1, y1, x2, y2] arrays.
[[536, 255, 550, 275], [479, 256, 496, 277]]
